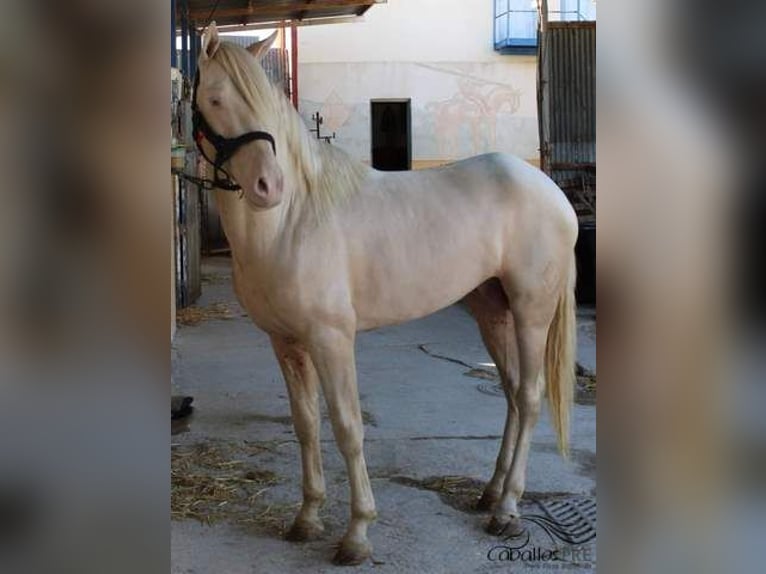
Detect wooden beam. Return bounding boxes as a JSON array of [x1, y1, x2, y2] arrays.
[[298, 0, 315, 21], [187, 1, 376, 21], [213, 15, 365, 32]]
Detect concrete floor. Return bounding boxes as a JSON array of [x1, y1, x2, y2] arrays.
[[171, 257, 596, 573]]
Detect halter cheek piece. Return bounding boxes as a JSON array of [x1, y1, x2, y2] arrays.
[[191, 70, 276, 192]]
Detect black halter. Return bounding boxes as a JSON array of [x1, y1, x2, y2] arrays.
[[191, 70, 276, 192]]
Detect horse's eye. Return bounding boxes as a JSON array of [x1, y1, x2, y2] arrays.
[[210, 98, 221, 107]]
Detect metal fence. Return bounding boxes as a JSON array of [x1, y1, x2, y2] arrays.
[[219, 37, 291, 97]]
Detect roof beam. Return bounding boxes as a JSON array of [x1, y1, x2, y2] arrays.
[[186, 1, 377, 22], [214, 15, 366, 32]]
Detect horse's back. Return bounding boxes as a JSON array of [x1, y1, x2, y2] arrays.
[[342, 152, 575, 330]]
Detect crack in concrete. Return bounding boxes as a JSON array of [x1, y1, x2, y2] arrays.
[[274, 434, 504, 445], [417, 344, 476, 370], [407, 434, 502, 441]]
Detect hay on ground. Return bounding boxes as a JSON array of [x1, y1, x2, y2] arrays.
[[390, 475, 486, 513], [176, 302, 235, 326], [171, 440, 294, 531]]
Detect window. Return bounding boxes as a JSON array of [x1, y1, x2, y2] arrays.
[[494, 0, 597, 55], [494, 0, 538, 55], [551, 0, 597, 22]]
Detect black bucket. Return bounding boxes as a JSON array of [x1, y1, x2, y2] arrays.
[[575, 223, 596, 305]]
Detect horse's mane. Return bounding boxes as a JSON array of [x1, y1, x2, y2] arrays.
[[211, 42, 367, 218]]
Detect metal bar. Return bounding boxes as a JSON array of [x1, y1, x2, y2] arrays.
[[180, 0, 189, 77], [290, 24, 299, 110], [171, 0, 177, 68], [539, 0, 549, 35], [548, 21, 595, 29], [550, 162, 596, 170], [190, 24, 198, 79], [537, 0, 550, 174]]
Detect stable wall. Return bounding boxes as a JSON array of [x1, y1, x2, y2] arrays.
[[297, 0, 540, 167]]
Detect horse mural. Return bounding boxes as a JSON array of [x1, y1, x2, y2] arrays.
[[429, 78, 522, 158], [193, 24, 578, 566]]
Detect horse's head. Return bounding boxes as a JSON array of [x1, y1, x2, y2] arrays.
[[196, 23, 284, 209]]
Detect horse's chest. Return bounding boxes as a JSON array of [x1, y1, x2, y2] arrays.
[[232, 264, 307, 336]]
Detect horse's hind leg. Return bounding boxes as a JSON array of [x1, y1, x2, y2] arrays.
[[271, 335, 326, 541], [465, 280, 520, 511], [487, 282, 558, 534]]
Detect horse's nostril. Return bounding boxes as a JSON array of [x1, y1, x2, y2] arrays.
[[256, 178, 269, 195]]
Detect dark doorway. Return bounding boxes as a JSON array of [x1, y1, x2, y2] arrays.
[[371, 98, 411, 171]]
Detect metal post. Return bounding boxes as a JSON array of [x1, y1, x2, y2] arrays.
[[190, 25, 198, 79], [290, 24, 299, 110], [537, 0, 550, 174], [180, 0, 189, 77], [171, 0, 177, 68]]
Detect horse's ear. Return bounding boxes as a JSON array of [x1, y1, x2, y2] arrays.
[[201, 21, 221, 60], [247, 30, 279, 60]]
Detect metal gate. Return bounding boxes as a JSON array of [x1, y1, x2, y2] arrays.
[[174, 95, 201, 309], [539, 21, 596, 223], [175, 151, 201, 308]]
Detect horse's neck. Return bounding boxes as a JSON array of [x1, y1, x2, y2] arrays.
[[215, 95, 360, 264], [214, 191, 287, 265], [213, 105, 308, 265]]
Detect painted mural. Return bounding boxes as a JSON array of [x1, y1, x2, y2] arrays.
[[298, 61, 538, 163], [427, 79, 521, 157]]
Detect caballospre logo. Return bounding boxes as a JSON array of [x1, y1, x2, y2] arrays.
[[487, 511, 596, 566]]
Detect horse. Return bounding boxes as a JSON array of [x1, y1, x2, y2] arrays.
[[194, 23, 578, 566]]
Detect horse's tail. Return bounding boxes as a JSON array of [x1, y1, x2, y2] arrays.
[[545, 253, 577, 458]]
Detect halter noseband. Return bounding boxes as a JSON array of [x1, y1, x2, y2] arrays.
[[191, 70, 276, 192]]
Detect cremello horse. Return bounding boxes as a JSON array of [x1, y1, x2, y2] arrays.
[[195, 24, 578, 566]]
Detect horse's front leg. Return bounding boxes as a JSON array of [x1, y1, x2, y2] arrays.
[[308, 327, 376, 566], [271, 335, 326, 541]]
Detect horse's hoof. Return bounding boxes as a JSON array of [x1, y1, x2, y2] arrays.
[[486, 515, 523, 537], [485, 515, 506, 536], [475, 491, 498, 512], [285, 518, 324, 542], [332, 539, 372, 566]]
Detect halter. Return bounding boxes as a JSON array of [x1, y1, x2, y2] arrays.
[[190, 70, 276, 192]]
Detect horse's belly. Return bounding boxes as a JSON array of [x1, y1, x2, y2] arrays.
[[351, 228, 501, 330]]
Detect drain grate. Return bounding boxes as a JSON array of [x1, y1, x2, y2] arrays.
[[534, 496, 597, 545]]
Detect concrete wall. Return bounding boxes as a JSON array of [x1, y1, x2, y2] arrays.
[[297, 0, 540, 167]]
